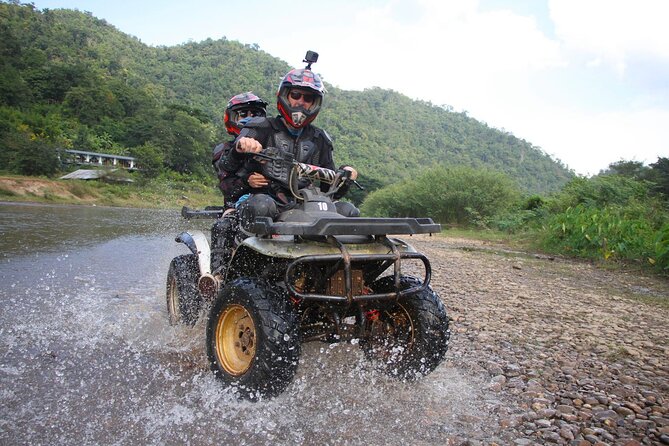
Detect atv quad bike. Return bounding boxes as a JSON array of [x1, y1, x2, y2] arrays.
[[166, 148, 450, 400]]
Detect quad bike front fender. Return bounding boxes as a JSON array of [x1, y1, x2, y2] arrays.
[[231, 235, 432, 305], [239, 235, 418, 259]]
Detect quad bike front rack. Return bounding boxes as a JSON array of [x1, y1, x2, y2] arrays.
[[248, 216, 441, 237], [285, 235, 432, 305]]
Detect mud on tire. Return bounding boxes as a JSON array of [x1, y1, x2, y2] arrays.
[[166, 254, 203, 326], [360, 275, 450, 380], [206, 278, 300, 400]]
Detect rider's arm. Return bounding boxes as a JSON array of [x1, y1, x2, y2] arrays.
[[317, 137, 353, 200], [219, 120, 267, 172], [235, 137, 262, 154], [217, 143, 246, 173]]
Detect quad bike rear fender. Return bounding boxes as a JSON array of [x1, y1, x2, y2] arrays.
[[175, 230, 220, 299], [175, 230, 211, 275]]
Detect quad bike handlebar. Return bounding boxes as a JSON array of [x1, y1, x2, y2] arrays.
[[181, 147, 354, 220], [252, 147, 362, 200]]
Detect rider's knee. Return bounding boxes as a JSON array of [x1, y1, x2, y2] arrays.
[[335, 201, 360, 217], [239, 194, 278, 227], [213, 214, 235, 233], [211, 215, 237, 247]]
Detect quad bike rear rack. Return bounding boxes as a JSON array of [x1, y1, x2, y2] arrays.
[[285, 235, 432, 305], [181, 206, 227, 219]]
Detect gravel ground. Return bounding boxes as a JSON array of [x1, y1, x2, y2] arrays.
[[410, 234, 669, 446]]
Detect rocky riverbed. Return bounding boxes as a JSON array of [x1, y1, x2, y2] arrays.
[[411, 234, 669, 446]]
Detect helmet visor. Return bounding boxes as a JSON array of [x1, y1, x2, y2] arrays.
[[280, 88, 322, 112], [229, 107, 266, 123]]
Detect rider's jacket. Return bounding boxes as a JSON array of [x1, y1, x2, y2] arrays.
[[216, 116, 350, 204]]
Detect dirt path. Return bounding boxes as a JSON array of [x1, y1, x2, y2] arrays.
[[410, 234, 669, 446]]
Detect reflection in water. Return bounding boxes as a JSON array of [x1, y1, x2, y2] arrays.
[[0, 202, 187, 257], [0, 203, 503, 445]]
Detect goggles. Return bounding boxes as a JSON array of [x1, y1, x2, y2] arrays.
[[288, 90, 316, 104], [237, 109, 264, 118]]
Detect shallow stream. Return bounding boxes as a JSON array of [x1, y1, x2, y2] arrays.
[[0, 202, 500, 445]]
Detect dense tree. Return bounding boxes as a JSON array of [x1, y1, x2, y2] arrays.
[[600, 160, 649, 179], [648, 157, 669, 199], [28, 62, 97, 104], [598, 158, 669, 202], [9, 133, 60, 176], [0, 1, 573, 193], [63, 85, 124, 125], [549, 175, 651, 212], [153, 106, 212, 175], [130, 142, 164, 178]]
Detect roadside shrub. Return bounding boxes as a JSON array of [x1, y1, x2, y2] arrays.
[[67, 181, 96, 199], [523, 195, 545, 210], [360, 166, 520, 226], [490, 194, 550, 233], [548, 175, 650, 212], [492, 209, 540, 233]]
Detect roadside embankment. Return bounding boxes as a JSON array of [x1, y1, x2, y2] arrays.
[[0, 174, 221, 209]]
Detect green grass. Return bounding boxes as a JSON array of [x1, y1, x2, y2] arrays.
[[634, 295, 669, 310], [605, 346, 636, 361], [0, 186, 17, 197], [67, 182, 96, 199]]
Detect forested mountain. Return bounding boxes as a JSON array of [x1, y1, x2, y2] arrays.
[[0, 1, 573, 196]]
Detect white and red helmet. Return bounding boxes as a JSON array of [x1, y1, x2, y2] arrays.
[[276, 69, 324, 128]]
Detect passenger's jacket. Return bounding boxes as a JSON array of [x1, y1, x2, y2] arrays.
[[212, 140, 249, 208]]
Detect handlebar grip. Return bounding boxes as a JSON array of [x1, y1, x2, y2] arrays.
[[295, 163, 337, 184], [254, 147, 360, 191]]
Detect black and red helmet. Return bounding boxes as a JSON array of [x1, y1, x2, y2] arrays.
[[276, 69, 324, 128], [224, 92, 268, 135]]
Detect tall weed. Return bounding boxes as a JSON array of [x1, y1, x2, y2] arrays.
[[542, 204, 655, 263], [651, 223, 669, 272]]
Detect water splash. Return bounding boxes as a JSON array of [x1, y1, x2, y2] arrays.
[[0, 204, 505, 444]]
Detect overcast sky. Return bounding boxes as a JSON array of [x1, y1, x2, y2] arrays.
[[29, 0, 669, 176]]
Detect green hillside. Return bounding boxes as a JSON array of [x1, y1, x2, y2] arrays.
[[0, 1, 573, 198]]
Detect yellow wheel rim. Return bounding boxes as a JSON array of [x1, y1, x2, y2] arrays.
[[215, 304, 256, 376], [167, 275, 180, 324]]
